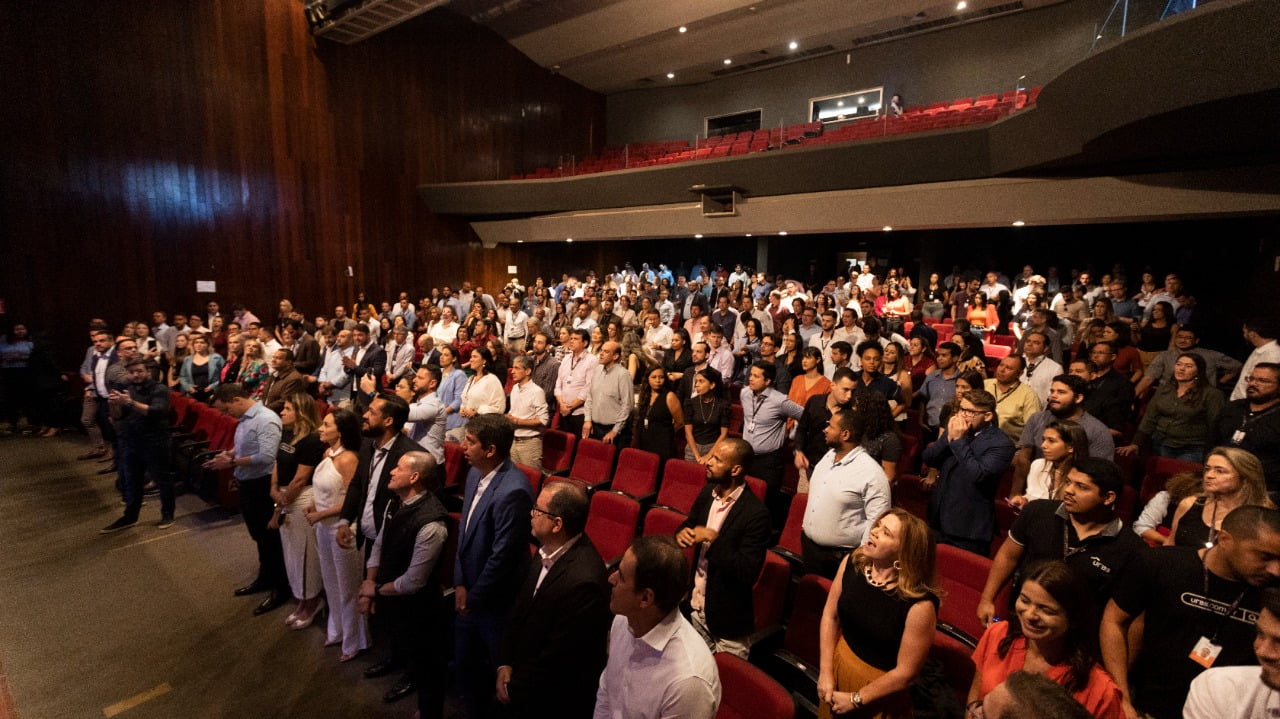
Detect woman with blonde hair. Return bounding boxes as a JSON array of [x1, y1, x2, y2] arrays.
[[1167, 447, 1273, 548], [236, 339, 270, 399], [818, 508, 939, 718], [269, 393, 326, 629]]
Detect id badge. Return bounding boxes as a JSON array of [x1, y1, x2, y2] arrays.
[[644, 419, 649, 429], [1189, 636, 1223, 668], [1233, 430, 1246, 444], [747, 421, 756, 433]]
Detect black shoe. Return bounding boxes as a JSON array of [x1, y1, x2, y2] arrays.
[[253, 592, 288, 616], [382, 679, 415, 703], [234, 581, 270, 597], [100, 517, 138, 534], [363, 660, 399, 679], [96, 464, 118, 475]]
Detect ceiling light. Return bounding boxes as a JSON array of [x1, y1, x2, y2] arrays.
[[788, 41, 798, 50], [778, 231, 788, 236], [857, 97, 865, 104], [723, 58, 732, 65], [694, 234, 703, 239], [956, 1, 967, 9], [1011, 220, 1025, 227], [836, 101, 844, 107], [678, 25, 687, 33], [882, 226, 893, 232], [517, 240, 524, 243], [1096, 34, 1103, 39], [566, 237, 574, 242], [666, 72, 675, 79]]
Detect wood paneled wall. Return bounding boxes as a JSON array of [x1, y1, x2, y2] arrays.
[[0, 2, 602, 364]]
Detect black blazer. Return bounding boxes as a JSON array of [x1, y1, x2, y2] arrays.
[[338, 433, 420, 543], [499, 535, 611, 719], [679, 483, 771, 640], [347, 343, 387, 412]]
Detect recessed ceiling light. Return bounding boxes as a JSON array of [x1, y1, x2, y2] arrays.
[[694, 234, 703, 239], [882, 226, 893, 232], [1011, 220, 1025, 227], [517, 240, 524, 243], [836, 101, 844, 107], [566, 237, 574, 242], [666, 72, 675, 79], [857, 97, 865, 104], [723, 58, 732, 65], [956, 1, 967, 9], [745, 233, 753, 237], [788, 41, 798, 50], [678, 25, 687, 33], [778, 231, 788, 236]]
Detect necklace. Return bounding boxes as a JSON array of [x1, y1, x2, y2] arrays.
[[864, 565, 897, 589], [694, 396, 715, 424]]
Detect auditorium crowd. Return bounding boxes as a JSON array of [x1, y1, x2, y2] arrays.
[[7, 257, 1280, 719]]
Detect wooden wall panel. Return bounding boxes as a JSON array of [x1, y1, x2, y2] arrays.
[[0, 1, 603, 363]]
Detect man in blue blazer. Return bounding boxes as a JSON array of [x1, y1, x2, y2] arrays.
[[923, 388, 1016, 555], [454, 414, 533, 719]]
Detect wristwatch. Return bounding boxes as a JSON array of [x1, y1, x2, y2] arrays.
[[374, 582, 385, 597], [852, 691, 863, 708]]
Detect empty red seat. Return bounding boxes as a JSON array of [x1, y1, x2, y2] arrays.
[[752, 551, 791, 636], [657, 458, 706, 514], [611, 448, 660, 500], [568, 438, 618, 491], [515, 462, 542, 496], [443, 441, 469, 490], [745, 475, 767, 503], [772, 492, 807, 567], [585, 491, 640, 566], [714, 653, 795, 719], [541, 429, 576, 476], [936, 543, 1009, 644]]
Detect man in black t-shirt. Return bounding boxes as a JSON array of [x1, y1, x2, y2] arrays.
[[977, 458, 1143, 626], [1216, 362, 1280, 491], [1100, 505, 1280, 719]]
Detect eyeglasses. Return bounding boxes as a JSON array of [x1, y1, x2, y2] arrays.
[[531, 506, 560, 519], [1247, 376, 1279, 386], [958, 407, 988, 416]]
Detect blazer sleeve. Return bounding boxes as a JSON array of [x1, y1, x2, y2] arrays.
[[708, 495, 772, 588], [465, 475, 533, 610]]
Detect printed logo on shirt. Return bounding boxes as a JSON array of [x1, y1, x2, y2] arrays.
[[1089, 556, 1113, 574], [1180, 592, 1259, 626]]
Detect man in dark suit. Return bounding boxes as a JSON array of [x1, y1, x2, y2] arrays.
[[282, 321, 320, 377], [495, 480, 610, 718], [259, 348, 308, 415], [923, 388, 1017, 555], [676, 437, 771, 659], [344, 325, 386, 413], [334, 394, 420, 692], [454, 414, 534, 719]]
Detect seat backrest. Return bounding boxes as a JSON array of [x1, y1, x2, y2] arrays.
[[891, 474, 930, 522], [744, 475, 767, 503], [714, 653, 795, 719], [438, 512, 461, 588], [1141, 456, 1203, 504], [612, 448, 660, 498], [541, 429, 577, 475], [515, 463, 542, 495], [585, 491, 640, 565], [930, 631, 978, 705], [753, 552, 791, 632], [935, 543, 1006, 643], [657, 458, 706, 514], [570, 438, 617, 487], [776, 492, 807, 556], [783, 573, 832, 667], [443, 441, 469, 489], [642, 505, 695, 569], [897, 433, 920, 477]]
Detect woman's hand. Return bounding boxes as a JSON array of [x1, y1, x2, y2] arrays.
[[817, 674, 836, 705], [305, 507, 322, 525]]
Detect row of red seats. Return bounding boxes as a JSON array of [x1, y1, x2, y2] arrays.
[[508, 87, 1042, 180]]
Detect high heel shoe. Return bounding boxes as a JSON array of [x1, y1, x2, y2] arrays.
[[289, 597, 327, 630], [339, 648, 367, 663]]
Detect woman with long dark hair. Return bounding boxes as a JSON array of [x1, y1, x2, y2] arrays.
[[1117, 353, 1223, 461], [682, 367, 730, 463], [663, 328, 693, 384], [968, 560, 1123, 719], [1014, 420, 1090, 508], [635, 366, 683, 464]]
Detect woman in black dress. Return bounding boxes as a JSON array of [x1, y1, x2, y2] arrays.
[[682, 367, 730, 464], [636, 366, 683, 463], [662, 329, 693, 385]]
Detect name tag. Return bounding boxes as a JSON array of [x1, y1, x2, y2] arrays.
[[1189, 636, 1223, 668]]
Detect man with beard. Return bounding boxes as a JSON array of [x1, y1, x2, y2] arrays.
[[984, 355, 1042, 443], [1184, 586, 1280, 718], [1217, 362, 1280, 490], [675, 438, 771, 658], [794, 367, 857, 474], [801, 409, 891, 578], [100, 358, 174, 532], [1010, 374, 1115, 504], [526, 332, 560, 412]]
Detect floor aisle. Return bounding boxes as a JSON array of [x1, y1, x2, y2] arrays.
[[0, 433, 438, 719]]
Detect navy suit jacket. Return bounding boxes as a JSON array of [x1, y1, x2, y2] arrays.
[[454, 458, 533, 615], [923, 424, 1016, 544]]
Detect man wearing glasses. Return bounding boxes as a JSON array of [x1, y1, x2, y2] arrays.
[[922, 389, 1016, 555], [1218, 362, 1280, 491]]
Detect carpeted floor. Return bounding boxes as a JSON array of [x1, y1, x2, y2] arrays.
[[0, 432, 457, 719]]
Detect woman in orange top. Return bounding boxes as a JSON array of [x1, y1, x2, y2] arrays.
[[968, 560, 1124, 719], [787, 347, 831, 414], [966, 293, 998, 337]]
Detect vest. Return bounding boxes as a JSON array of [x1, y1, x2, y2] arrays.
[[376, 492, 449, 594]]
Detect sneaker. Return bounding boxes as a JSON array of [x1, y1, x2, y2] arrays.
[[156, 516, 175, 530], [100, 517, 138, 534]]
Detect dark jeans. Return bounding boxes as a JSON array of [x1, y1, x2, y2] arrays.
[[120, 433, 174, 521], [238, 476, 287, 591], [383, 594, 447, 719], [588, 421, 631, 449], [800, 533, 851, 580], [455, 609, 504, 719], [558, 412, 584, 438], [748, 448, 790, 530]]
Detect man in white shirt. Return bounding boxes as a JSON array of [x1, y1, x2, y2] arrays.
[[980, 271, 1010, 301], [499, 297, 530, 356], [1232, 317, 1280, 401], [506, 355, 549, 470], [1019, 331, 1062, 404], [1184, 586, 1280, 719], [317, 329, 354, 406], [808, 310, 839, 368], [594, 535, 720, 719], [801, 409, 891, 579], [554, 329, 597, 438], [643, 310, 673, 358]]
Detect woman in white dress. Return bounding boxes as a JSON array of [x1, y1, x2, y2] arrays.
[[458, 346, 506, 422], [306, 407, 370, 662]]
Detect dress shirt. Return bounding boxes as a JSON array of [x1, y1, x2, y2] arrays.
[[919, 369, 959, 427], [584, 363, 634, 433], [644, 324, 673, 351], [461, 373, 506, 415], [318, 346, 353, 401], [384, 339, 415, 379], [803, 446, 891, 548], [797, 323, 821, 346], [390, 303, 416, 329], [367, 494, 447, 594], [739, 386, 804, 454], [555, 350, 598, 417], [93, 351, 112, 397], [691, 484, 744, 611], [406, 392, 446, 463], [572, 316, 598, 332], [593, 611, 720, 719], [361, 438, 395, 541], [1020, 356, 1063, 403], [710, 309, 738, 339], [463, 466, 499, 533], [985, 379, 1043, 443], [707, 345, 735, 383], [509, 380, 549, 439], [528, 352, 560, 406], [534, 533, 581, 594], [428, 320, 459, 347], [1232, 340, 1280, 401], [502, 309, 529, 340], [232, 402, 282, 481]]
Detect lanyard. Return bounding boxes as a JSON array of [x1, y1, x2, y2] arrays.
[[1202, 555, 1249, 644]]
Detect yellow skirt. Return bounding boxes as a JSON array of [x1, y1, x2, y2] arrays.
[[818, 637, 914, 719]]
